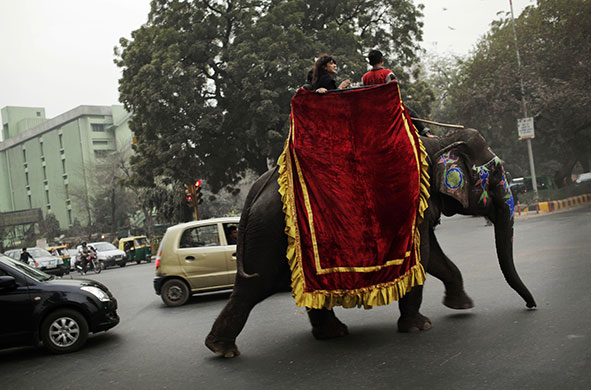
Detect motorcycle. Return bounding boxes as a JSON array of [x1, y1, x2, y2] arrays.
[[75, 251, 102, 275]]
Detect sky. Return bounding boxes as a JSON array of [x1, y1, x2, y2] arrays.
[[0, 0, 535, 137]]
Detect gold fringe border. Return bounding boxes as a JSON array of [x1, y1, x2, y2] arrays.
[[277, 99, 431, 310]]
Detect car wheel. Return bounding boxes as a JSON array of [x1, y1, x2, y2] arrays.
[[146, 258, 152, 263], [41, 309, 89, 354], [119, 262, 126, 267], [161, 279, 190, 307], [100, 261, 106, 271]]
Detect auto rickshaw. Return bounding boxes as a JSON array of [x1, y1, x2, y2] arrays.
[[46, 245, 71, 274], [119, 236, 152, 264]]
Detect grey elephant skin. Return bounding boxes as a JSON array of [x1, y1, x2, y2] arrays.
[[206, 128, 536, 358]]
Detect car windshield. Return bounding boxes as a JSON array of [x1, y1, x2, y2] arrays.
[[28, 248, 53, 258], [92, 243, 116, 251], [0, 255, 53, 281]]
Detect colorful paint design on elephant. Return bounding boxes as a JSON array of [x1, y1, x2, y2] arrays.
[[473, 156, 515, 219], [439, 152, 464, 193]]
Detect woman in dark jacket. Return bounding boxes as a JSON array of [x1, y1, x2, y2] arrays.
[[311, 54, 350, 93]]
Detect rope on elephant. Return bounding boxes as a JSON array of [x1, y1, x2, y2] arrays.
[[411, 117, 465, 129]]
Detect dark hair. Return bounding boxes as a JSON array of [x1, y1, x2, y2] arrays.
[[312, 54, 336, 86], [228, 226, 237, 233], [22, 247, 27, 251], [368, 49, 383, 66]]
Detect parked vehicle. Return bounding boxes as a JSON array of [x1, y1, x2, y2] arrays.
[[119, 236, 152, 264], [4, 248, 66, 277], [86, 242, 127, 269], [153, 217, 239, 306], [46, 245, 71, 274], [0, 254, 119, 353], [576, 172, 591, 185]]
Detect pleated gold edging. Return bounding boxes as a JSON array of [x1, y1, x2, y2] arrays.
[[277, 104, 431, 311]]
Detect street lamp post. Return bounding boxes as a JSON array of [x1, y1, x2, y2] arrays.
[[509, 0, 538, 199]]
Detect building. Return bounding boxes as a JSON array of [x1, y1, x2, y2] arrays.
[[0, 105, 133, 235]]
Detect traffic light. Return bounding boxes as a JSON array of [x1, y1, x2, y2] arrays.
[[195, 180, 203, 205], [184, 184, 194, 207]]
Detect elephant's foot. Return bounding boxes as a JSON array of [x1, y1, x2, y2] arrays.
[[312, 317, 349, 340], [397, 313, 432, 333], [443, 291, 474, 310], [205, 333, 240, 358]]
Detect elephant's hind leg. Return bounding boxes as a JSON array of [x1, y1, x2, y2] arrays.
[[307, 309, 349, 340], [427, 229, 474, 310]]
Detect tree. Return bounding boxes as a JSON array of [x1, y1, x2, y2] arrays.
[[115, 0, 431, 193], [439, 0, 591, 183], [40, 213, 62, 243]]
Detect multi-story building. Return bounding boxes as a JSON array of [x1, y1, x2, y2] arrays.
[[0, 105, 133, 233]]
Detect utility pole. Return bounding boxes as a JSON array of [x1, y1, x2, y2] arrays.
[[509, 0, 538, 199]]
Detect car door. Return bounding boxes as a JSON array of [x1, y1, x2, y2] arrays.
[[0, 265, 34, 347], [176, 223, 233, 290]]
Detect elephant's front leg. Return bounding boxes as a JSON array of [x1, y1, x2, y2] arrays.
[[397, 285, 432, 332], [427, 229, 474, 310], [205, 279, 274, 358], [397, 223, 432, 333], [307, 308, 349, 339]]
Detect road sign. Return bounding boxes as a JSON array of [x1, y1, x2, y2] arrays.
[[517, 117, 535, 140]]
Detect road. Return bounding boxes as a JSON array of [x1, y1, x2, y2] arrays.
[[1, 205, 590, 389]]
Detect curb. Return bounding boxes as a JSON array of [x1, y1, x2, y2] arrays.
[[516, 193, 591, 216]]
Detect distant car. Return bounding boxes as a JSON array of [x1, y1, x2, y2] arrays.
[[576, 172, 591, 184], [509, 181, 528, 195], [153, 217, 239, 306], [78, 242, 127, 269], [4, 248, 66, 277], [0, 254, 119, 353]]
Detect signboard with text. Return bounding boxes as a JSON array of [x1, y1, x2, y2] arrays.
[[517, 117, 535, 140]]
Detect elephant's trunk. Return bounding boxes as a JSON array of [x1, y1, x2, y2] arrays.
[[493, 204, 537, 308]]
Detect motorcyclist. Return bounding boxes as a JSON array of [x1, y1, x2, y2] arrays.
[[77, 241, 92, 274]]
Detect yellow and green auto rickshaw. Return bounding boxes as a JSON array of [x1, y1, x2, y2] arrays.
[[46, 245, 71, 274], [119, 236, 152, 264]]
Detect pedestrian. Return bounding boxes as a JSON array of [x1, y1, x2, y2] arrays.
[[20, 247, 37, 266], [312, 54, 351, 93], [362, 49, 435, 137]]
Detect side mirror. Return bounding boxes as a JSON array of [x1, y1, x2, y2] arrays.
[[0, 275, 17, 291]]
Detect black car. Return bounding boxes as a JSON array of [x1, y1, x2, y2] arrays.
[[0, 254, 119, 353]]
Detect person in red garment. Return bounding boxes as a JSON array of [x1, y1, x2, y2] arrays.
[[362, 49, 434, 137]]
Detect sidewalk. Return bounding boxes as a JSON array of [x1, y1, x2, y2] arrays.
[[515, 193, 591, 217]]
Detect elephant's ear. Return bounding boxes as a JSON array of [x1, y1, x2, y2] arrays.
[[434, 149, 470, 208]]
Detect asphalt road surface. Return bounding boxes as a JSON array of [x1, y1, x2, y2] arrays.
[[1, 204, 590, 390]]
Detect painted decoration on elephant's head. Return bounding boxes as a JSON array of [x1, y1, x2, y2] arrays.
[[473, 156, 501, 207], [499, 173, 515, 219]]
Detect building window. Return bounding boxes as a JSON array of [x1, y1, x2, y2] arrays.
[[59, 134, 63, 149], [92, 140, 109, 145], [91, 123, 105, 132], [25, 172, 29, 186], [40, 140, 44, 156], [64, 184, 69, 198], [36, 111, 41, 117], [22, 148, 27, 163], [28, 195, 32, 208], [43, 166, 47, 180], [62, 159, 66, 174], [45, 190, 50, 204], [67, 209, 72, 225], [94, 149, 113, 159]]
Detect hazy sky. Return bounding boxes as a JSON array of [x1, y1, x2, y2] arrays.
[[0, 0, 535, 133]]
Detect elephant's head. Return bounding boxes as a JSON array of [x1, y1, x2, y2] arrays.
[[424, 129, 536, 308]]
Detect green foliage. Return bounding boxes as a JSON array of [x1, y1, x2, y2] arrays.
[[116, 0, 430, 194], [437, 0, 591, 183]]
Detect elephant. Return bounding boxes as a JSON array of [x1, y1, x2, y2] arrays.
[[205, 128, 537, 358]]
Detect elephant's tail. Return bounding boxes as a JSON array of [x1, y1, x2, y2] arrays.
[[235, 167, 279, 280]]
